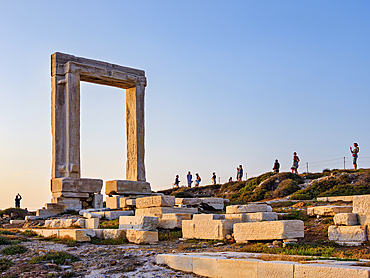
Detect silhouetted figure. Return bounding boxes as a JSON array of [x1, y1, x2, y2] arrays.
[[350, 143, 360, 170], [174, 175, 180, 188], [195, 173, 201, 187], [15, 193, 22, 208], [291, 152, 300, 174], [273, 159, 280, 173], [212, 172, 217, 185], [187, 171, 193, 188], [229, 177, 233, 182], [237, 165, 243, 181]]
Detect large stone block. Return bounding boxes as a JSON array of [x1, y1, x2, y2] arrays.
[[225, 212, 278, 223], [51, 178, 103, 193], [328, 225, 367, 243], [51, 197, 82, 210], [234, 220, 304, 242], [135, 207, 198, 217], [103, 229, 126, 240], [307, 205, 353, 216], [193, 214, 225, 221], [105, 180, 151, 195], [156, 254, 193, 273], [200, 198, 226, 210], [119, 216, 158, 231], [334, 213, 358, 226], [85, 218, 99, 229], [193, 256, 222, 277], [175, 198, 203, 206], [45, 203, 66, 213], [182, 219, 233, 240], [136, 195, 175, 209], [217, 258, 260, 278], [52, 192, 89, 198], [104, 210, 134, 220], [294, 263, 370, 278], [257, 260, 295, 278], [126, 229, 158, 244], [106, 196, 123, 209], [58, 229, 91, 242], [157, 213, 192, 229], [92, 193, 103, 209], [226, 204, 271, 214], [36, 209, 58, 218]]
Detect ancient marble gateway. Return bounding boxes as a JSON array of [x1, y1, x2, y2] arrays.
[[50, 52, 151, 210]]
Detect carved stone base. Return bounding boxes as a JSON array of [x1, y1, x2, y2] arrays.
[[105, 180, 152, 196]]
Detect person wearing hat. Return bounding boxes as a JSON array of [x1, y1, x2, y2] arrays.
[[350, 143, 360, 170]]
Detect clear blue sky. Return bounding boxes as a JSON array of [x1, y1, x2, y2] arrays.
[[0, 1, 369, 210]]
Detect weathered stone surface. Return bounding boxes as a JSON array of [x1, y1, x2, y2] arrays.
[[199, 198, 226, 210], [51, 197, 82, 210], [59, 229, 92, 242], [353, 195, 370, 223], [45, 203, 66, 213], [182, 219, 233, 240], [294, 263, 370, 278], [85, 218, 99, 229], [83, 212, 102, 219], [92, 193, 103, 208], [307, 205, 353, 216], [156, 254, 193, 272], [328, 225, 367, 243], [257, 260, 295, 278], [51, 178, 103, 193], [119, 216, 158, 231], [106, 196, 122, 209], [135, 207, 198, 217], [10, 220, 26, 225], [193, 256, 223, 277], [234, 220, 304, 242], [175, 198, 203, 206], [52, 192, 89, 198], [105, 180, 151, 195], [36, 209, 58, 218], [334, 213, 358, 226], [104, 210, 134, 220], [126, 229, 158, 244], [126, 199, 136, 206], [225, 212, 278, 223], [226, 204, 271, 214], [103, 229, 126, 240], [136, 195, 175, 209], [217, 258, 261, 278], [193, 214, 225, 221], [157, 213, 191, 229]]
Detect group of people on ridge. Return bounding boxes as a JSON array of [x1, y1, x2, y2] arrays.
[[173, 143, 360, 188]]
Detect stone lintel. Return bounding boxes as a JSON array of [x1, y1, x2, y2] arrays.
[[105, 180, 151, 195], [51, 178, 103, 193]]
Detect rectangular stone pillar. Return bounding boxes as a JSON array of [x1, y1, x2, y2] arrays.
[[126, 83, 146, 181]]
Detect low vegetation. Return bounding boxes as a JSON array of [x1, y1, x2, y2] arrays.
[[90, 238, 129, 245], [1, 244, 28, 255], [158, 229, 182, 241], [0, 258, 14, 272], [28, 251, 79, 265], [100, 219, 119, 229]]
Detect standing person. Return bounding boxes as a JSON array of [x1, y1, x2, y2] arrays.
[[15, 193, 22, 208], [237, 165, 243, 181], [229, 177, 233, 182], [236, 166, 239, 180], [212, 172, 217, 185], [273, 159, 280, 173], [187, 171, 193, 188], [174, 175, 180, 188], [195, 173, 201, 187], [350, 143, 360, 170], [291, 152, 300, 174]]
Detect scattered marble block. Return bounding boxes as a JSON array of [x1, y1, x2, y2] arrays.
[[51, 197, 82, 210], [83, 212, 102, 219], [58, 229, 92, 242], [334, 213, 358, 226], [51, 178, 103, 193], [158, 213, 192, 229], [353, 195, 370, 214], [226, 204, 271, 214], [182, 219, 233, 240], [36, 209, 58, 218], [200, 198, 226, 210], [106, 196, 123, 210], [135, 207, 198, 217], [193, 214, 225, 221], [103, 229, 126, 240], [126, 229, 158, 244], [85, 218, 99, 229], [307, 205, 353, 216], [92, 193, 103, 209], [119, 216, 158, 231], [328, 225, 367, 245], [104, 210, 134, 220], [294, 262, 370, 278], [105, 180, 151, 195], [225, 212, 278, 223], [136, 195, 175, 209], [175, 198, 203, 206], [234, 220, 304, 243], [10, 220, 26, 225]]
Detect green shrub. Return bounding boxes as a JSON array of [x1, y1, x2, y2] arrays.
[[158, 229, 182, 241], [20, 230, 38, 237], [303, 173, 325, 179], [1, 245, 28, 255], [290, 178, 340, 200], [0, 236, 12, 245], [272, 179, 300, 198], [90, 238, 129, 245], [281, 210, 309, 223], [28, 251, 79, 265], [0, 258, 14, 272]]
